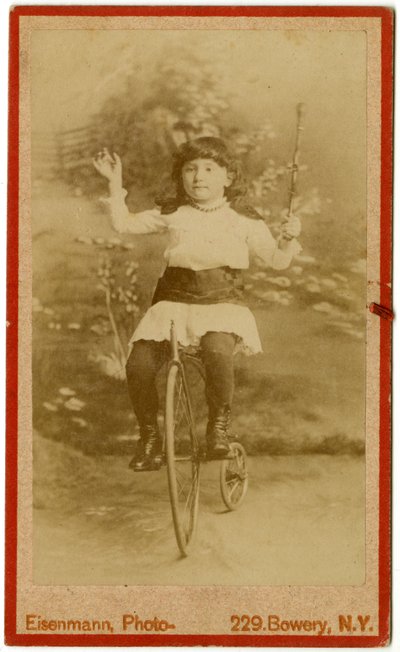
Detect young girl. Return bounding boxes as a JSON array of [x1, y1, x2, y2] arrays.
[[93, 137, 301, 471]]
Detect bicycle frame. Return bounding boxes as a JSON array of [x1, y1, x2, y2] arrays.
[[169, 320, 180, 363], [164, 320, 248, 555], [167, 321, 201, 459]]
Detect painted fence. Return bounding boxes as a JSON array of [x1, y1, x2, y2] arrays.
[[32, 125, 98, 183]]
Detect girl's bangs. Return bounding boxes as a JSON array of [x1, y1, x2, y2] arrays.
[[175, 138, 231, 169]]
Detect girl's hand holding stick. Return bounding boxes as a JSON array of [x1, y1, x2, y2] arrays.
[[279, 102, 305, 245]]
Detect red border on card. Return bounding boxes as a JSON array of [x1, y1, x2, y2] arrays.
[[5, 5, 393, 647]]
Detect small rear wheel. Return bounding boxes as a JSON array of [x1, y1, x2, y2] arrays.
[[220, 442, 248, 510]]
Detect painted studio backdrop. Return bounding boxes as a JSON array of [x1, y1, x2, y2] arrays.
[[31, 29, 366, 585]]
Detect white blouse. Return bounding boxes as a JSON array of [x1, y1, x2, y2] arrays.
[[103, 190, 301, 271], [102, 190, 301, 355]]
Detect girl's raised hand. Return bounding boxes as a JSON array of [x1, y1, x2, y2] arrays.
[[93, 148, 122, 184]]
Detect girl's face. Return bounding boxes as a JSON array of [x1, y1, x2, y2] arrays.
[[181, 158, 232, 205]]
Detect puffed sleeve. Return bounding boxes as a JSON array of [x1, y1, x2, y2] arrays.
[[100, 188, 167, 234], [247, 219, 302, 270]]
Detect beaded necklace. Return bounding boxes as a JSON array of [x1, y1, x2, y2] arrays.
[[188, 197, 227, 213]]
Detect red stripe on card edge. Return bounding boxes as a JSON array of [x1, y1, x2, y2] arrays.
[[7, 5, 397, 18], [5, 5, 393, 647], [378, 7, 393, 648]]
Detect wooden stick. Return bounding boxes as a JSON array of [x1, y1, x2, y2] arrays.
[[287, 103, 306, 218]]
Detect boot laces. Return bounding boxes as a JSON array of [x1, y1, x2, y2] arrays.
[[213, 416, 229, 437], [140, 425, 161, 456]]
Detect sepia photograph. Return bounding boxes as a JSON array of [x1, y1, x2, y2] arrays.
[[31, 25, 366, 587], [6, 5, 392, 646]]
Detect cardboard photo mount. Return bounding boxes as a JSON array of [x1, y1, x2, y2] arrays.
[[5, 4, 393, 647]]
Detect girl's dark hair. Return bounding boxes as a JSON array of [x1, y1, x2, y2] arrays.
[[155, 136, 262, 219]]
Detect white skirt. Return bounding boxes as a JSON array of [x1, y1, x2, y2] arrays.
[[129, 301, 262, 356]]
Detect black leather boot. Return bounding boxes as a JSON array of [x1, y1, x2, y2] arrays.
[[206, 405, 232, 459], [129, 425, 163, 471]]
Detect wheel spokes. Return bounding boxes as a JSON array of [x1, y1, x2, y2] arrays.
[[175, 464, 199, 538], [228, 479, 241, 498], [220, 442, 248, 510], [171, 371, 200, 542], [174, 378, 199, 454]]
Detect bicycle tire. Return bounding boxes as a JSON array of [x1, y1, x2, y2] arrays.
[[165, 361, 201, 556], [220, 442, 248, 511]]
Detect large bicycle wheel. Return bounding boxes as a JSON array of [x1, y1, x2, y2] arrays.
[[165, 361, 201, 556], [220, 442, 248, 510]]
